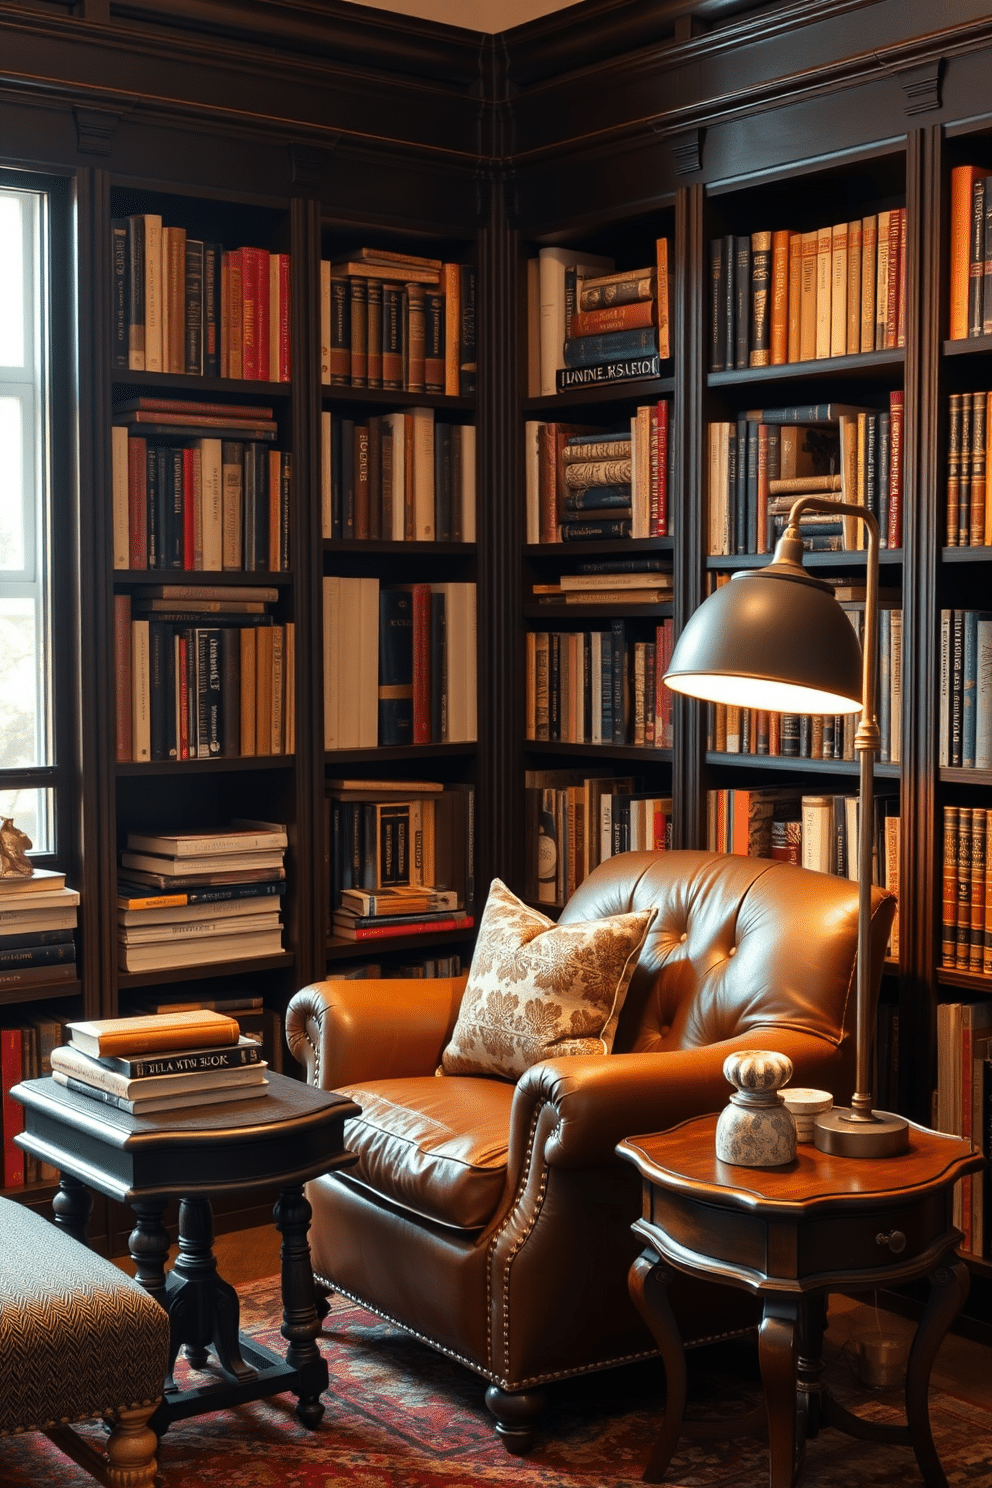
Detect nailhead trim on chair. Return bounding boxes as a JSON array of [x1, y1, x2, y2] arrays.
[[487, 1101, 547, 1382]]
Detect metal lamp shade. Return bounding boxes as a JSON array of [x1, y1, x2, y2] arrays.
[[664, 568, 864, 715]]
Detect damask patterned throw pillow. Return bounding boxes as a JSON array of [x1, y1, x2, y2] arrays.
[[439, 877, 655, 1080]]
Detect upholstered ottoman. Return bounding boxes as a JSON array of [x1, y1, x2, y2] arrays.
[[0, 1196, 170, 1487]]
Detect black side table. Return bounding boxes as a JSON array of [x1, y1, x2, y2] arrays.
[[13, 1069, 359, 1434]]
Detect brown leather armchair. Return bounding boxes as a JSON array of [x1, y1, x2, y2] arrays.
[[286, 849, 895, 1450]]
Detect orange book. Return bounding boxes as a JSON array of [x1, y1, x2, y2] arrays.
[[860, 214, 877, 352], [655, 235, 671, 360], [255, 626, 273, 755], [830, 221, 848, 358], [884, 209, 901, 351], [815, 223, 832, 359], [950, 165, 983, 341], [846, 219, 862, 355], [799, 230, 818, 361], [240, 627, 257, 755], [770, 229, 790, 365], [66, 1009, 240, 1059], [284, 620, 295, 756], [787, 232, 802, 362], [443, 262, 460, 396], [569, 300, 655, 337], [769, 711, 781, 755], [225, 249, 243, 380]]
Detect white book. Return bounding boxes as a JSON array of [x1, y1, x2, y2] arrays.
[[119, 896, 282, 926], [830, 221, 848, 358], [600, 792, 613, 864], [118, 930, 283, 972], [112, 424, 129, 569], [321, 410, 332, 539], [409, 406, 435, 542], [631, 405, 652, 539], [338, 576, 363, 749], [524, 419, 542, 545], [590, 630, 603, 745], [801, 795, 833, 874], [939, 608, 951, 767], [119, 912, 282, 945], [527, 256, 541, 397], [121, 849, 285, 876], [323, 576, 341, 750], [0, 905, 77, 932], [198, 438, 223, 571], [844, 795, 859, 882], [385, 411, 406, 542], [131, 618, 151, 763], [538, 245, 614, 397], [320, 259, 331, 384], [0, 884, 79, 910], [125, 825, 287, 855], [460, 422, 476, 544], [142, 213, 163, 373], [889, 608, 902, 765], [358, 576, 380, 748]]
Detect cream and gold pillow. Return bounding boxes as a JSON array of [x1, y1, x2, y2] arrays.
[[439, 878, 655, 1080]]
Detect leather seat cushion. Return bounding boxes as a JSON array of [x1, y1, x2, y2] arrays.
[[337, 1074, 514, 1230]]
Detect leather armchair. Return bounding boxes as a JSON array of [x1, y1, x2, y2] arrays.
[[286, 849, 895, 1450]]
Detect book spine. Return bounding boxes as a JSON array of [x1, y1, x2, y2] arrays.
[[562, 326, 657, 368], [459, 265, 476, 397]]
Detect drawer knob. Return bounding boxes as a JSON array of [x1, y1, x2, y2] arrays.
[[876, 1229, 907, 1253]]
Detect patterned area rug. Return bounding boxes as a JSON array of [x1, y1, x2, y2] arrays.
[[2, 1275, 991, 1487]]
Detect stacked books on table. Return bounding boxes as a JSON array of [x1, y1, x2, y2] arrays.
[[51, 1009, 268, 1116], [0, 869, 79, 994], [117, 820, 287, 972], [333, 885, 473, 943]]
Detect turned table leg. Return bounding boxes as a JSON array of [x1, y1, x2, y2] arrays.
[[165, 1196, 256, 1383], [53, 1174, 93, 1245], [274, 1182, 327, 1428], [628, 1249, 688, 1484]]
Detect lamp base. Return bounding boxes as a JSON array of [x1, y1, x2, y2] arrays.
[[813, 1107, 909, 1158]]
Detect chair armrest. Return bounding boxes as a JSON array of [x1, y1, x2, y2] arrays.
[[286, 975, 468, 1089], [512, 1028, 848, 1168]]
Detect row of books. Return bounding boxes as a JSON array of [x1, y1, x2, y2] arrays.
[[705, 600, 902, 765], [706, 397, 905, 557], [334, 953, 464, 980], [320, 409, 475, 544], [320, 249, 475, 396], [112, 407, 290, 573], [117, 822, 287, 972], [529, 240, 672, 396], [524, 771, 671, 907], [935, 1001, 992, 1256], [949, 165, 992, 341], [706, 786, 900, 953], [940, 610, 992, 771], [113, 216, 289, 381], [525, 404, 672, 545], [709, 210, 907, 372], [323, 579, 477, 750], [945, 390, 992, 547], [328, 780, 475, 939], [2, 1019, 56, 1185], [940, 805, 992, 976], [525, 620, 675, 749], [0, 868, 77, 996], [115, 592, 294, 762]]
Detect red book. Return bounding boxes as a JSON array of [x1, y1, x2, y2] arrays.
[[756, 423, 769, 555], [411, 582, 432, 745], [115, 593, 133, 762], [275, 253, 291, 383], [651, 399, 669, 537], [183, 446, 196, 569], [240, 247, 260, 381], [1, 1027, 25, 1187], [569, 300, 655, 338], [334, 915, 473, 942], [888, 390, 904, 549], [253, 248, 271, 383], [178, 634, 190, 760], [127, 434, 148, 569]]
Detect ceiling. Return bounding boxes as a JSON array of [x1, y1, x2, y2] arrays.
[[335, 0, 585, 33]]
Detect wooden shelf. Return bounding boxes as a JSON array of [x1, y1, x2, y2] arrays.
[[705, 753, 901, 779], [707, 348, 904, 387], [118, 953, 294, 990]]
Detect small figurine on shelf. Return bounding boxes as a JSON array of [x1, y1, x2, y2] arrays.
[[0, 818, 34, 877]]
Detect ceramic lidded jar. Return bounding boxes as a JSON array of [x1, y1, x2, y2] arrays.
[[715, 1049, 797, 1168]]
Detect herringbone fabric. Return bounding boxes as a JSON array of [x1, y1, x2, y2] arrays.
[[0, 1198, 169, 1434]]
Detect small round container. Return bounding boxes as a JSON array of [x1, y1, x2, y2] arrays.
[[780, 1087, 833, 1143]]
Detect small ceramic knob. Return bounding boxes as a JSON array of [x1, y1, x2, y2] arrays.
[[716, 1049, 797, 1168]]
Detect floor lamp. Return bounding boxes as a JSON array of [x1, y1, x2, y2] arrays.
[[664, 497, 908, 1157]]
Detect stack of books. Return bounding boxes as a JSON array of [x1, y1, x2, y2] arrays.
[[50, 1008, 269, 1116], [321, 248, 475, 398], [113, 216, 289, 380], [532, 566, 673, 607], [0, 869, 78, 996], [525, 404, 671, 544], [116, 820, 287, 972], [531, 240, 671, 396], [945, 389, 992, 547], [333, 885, 472, 943], [114, 585, 294, 764], [111, 399, 290, 574], [709, 212, 906, 371], [320, 407, 475, 544]]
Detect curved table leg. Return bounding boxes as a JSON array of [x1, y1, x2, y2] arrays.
[[905, 1252, 969, 1488], [53, 1174, 93, 1245], [274, 1183, 327, 1429], [628, 1249, 688, 1484], [759, 1296, 800, 1488]]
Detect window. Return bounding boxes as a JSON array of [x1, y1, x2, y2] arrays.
[[0, 182, 54, 853]]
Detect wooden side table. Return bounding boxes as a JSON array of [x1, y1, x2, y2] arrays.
[[617, 1113, 983, 1488], [12, 1069, 359, 1435]]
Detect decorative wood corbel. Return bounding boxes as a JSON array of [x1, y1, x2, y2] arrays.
[[74, 107, 126, 156], [289, 140, 339, 191], [895, 57, 943, 116], [667, 127, 704, 176]]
